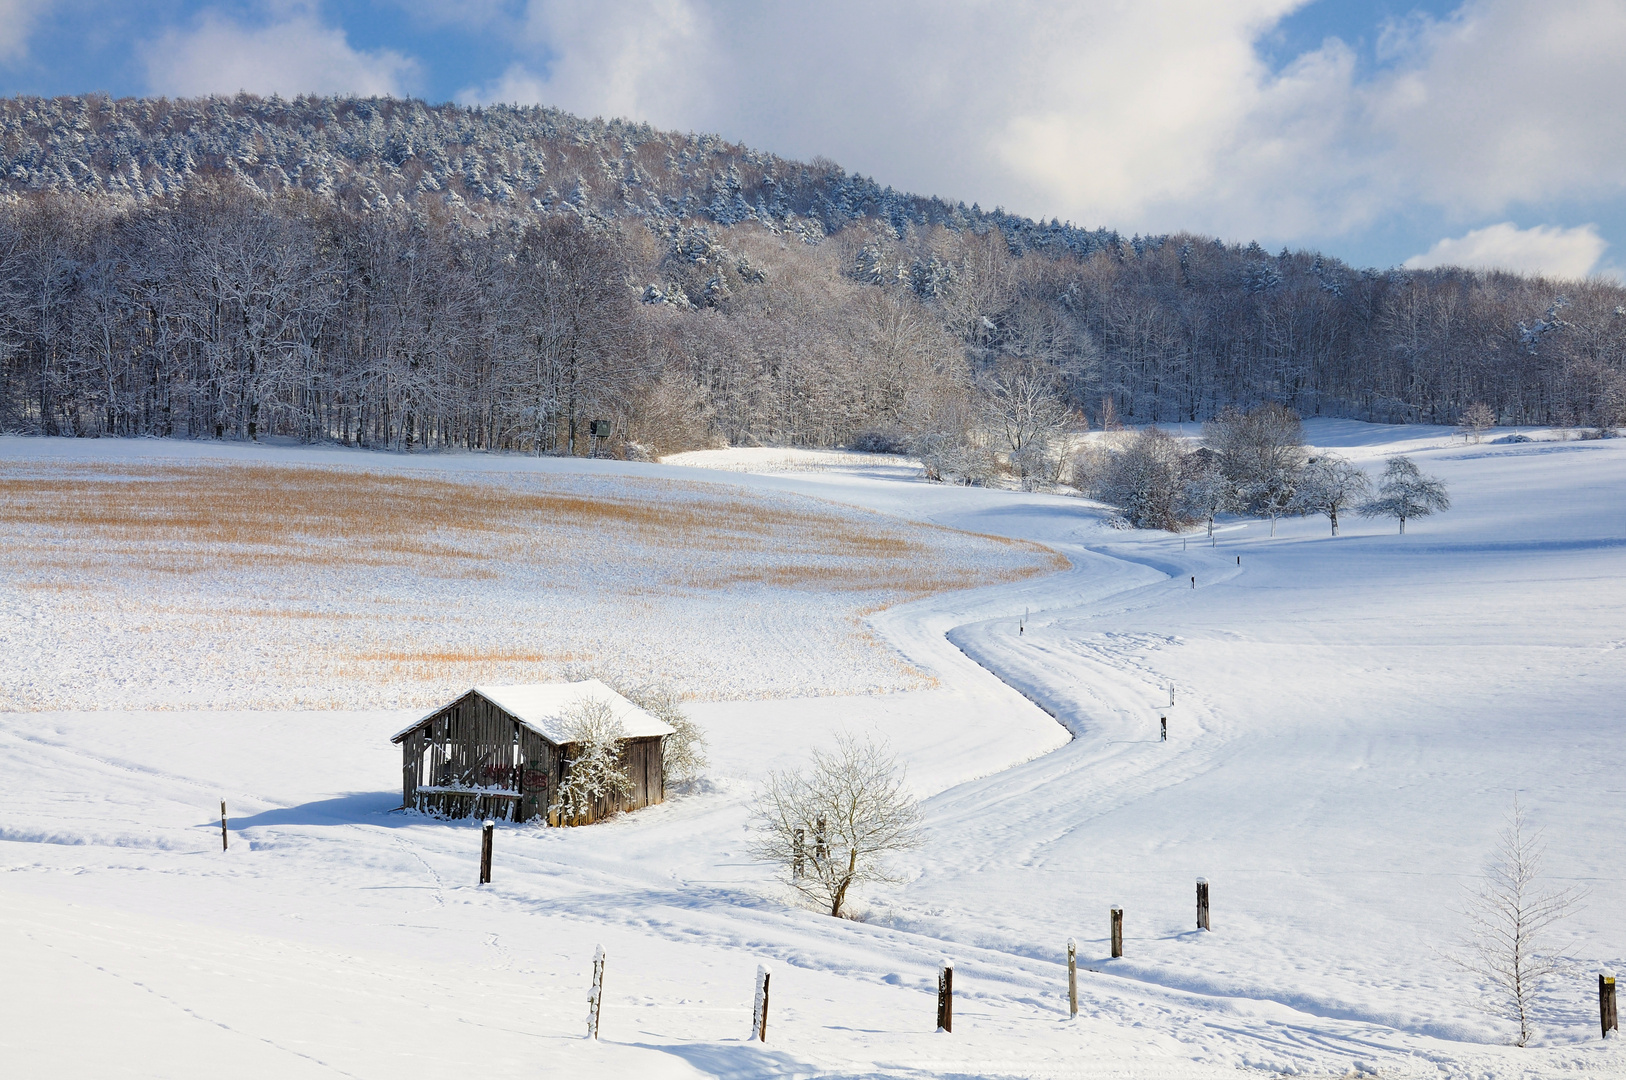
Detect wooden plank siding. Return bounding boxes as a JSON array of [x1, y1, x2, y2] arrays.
[[398, 691, 664, 825]]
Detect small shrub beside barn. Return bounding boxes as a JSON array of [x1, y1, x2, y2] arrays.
[[392, 680, 673, 825]]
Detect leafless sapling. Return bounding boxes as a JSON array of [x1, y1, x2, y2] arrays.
[[749, 734, 923, 917], [1446, 796, 1586, 1047]]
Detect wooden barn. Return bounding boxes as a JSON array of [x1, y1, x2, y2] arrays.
[[391, 681, 673, 825]]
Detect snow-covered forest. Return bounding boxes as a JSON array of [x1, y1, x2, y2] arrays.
[[2, 93, 1624, 455]]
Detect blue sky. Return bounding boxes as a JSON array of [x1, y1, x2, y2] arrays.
[[2, 0, 1622, 279]]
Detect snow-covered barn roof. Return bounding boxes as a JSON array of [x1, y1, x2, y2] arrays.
[[392, 680, 675, 745]]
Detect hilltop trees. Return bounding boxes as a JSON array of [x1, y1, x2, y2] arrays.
[[1, 95, 1624, 451]]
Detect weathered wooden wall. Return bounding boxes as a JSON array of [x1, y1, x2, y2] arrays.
[[399, 692, 664, 825]]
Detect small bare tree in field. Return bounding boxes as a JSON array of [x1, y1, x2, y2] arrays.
[[1447, 796, 1586, 1046], [1461, 402, 1496, 442], [550, 698, 633, 825], [1360, 456, 1450, 533], [1293, 454, 1371, 536], [750, 735, 923, 917]]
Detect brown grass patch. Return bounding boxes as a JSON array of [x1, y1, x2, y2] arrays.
[[0, 460, 1060, 594]]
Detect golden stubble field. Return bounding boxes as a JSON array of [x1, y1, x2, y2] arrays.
[[0, 459, 1064, 710]]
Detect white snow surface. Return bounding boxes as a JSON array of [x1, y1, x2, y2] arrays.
[[396, 682, 676, 744], [2, 421, 1625, 1078]]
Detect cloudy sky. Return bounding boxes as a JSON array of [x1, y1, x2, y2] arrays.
[[3, 0, 1622, 279]]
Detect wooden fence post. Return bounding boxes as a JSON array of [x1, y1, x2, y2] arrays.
[[815, 816, 827, 863], [587, 946, 605, 1039], [1197, 878, 1210, 931], [1110, 907, 1123, 959], [1603, 974, 1618, 1039], [1160, 717, 1167, 742], [792, 829, 804, 880], [936, 960, 953, 1033], [479, 818, 494, 885], [1067, 938, 1078, 1019], [220, 800, 228, 852], [752, 964, 771, 1042]]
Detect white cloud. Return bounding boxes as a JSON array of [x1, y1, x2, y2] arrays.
[[1402, 222, 1609, 280], [142, 8, 419, 98], [452, 0, 1626, 250], [0, 0, 45, 62]]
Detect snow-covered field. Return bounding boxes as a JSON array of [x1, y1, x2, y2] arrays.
[[0, 438, 1056, 710], [2, 423, 1623, 1078]]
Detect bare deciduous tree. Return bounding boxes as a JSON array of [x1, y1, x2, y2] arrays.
[[1460, 402, 1496, 442], [1176, 451, 1239, 538], [1293, 454, 1371, 536], [610, 677, 709, 786], [1204, 403, 1309, 534], [1359, 456, 1450, 534], [978, 354, 1076, 484], [749, 735, 923, 917], [1446, 796, 1586, 1046]]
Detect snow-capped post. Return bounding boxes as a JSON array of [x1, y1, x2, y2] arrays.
[[751, 963, 771, 1042], [479, 818, 494, 885], [220, 799, 228, 851], [792, 828, 804, 880], [1197, 878, 1210, 931], [1169, 684, 1175, 707], [814, 815, 827, 863], [1160, 716, 1167, 742], [1067, 938, 1078, 1019], [1110, 907, 1124, 958], [586, 946, 605, 1039], [936, 959, 953, 1033], [1603, 975, 1618, 1038]]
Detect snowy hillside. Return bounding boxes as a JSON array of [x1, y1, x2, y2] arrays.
[[1, 423, 1623, 1078], [0, 93, 1115, 255]]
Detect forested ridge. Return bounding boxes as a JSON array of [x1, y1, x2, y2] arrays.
[[1, 93, 1622, 466]]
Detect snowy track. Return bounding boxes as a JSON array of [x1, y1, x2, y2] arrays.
[[3, 426, 1625, 1078]]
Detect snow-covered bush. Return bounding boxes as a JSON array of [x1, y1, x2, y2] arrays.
[[911, 401, 999, 485], [848, 429, 909, 455], [612, 678, 709, 786], [1359, 456, 1450, 534], [749, 735, 922, 917], [1080, 427, 1192, 530], [550, 698, 634, 825]]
